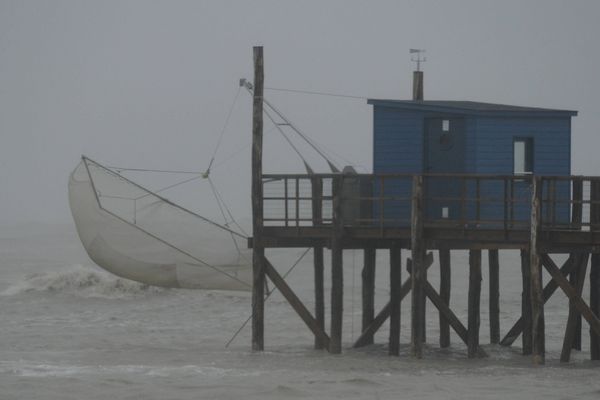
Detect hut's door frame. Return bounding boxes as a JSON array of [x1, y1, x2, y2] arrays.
[[424, 117, 466, 220]]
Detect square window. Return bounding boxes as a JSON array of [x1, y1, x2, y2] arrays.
[[514, 138, 533, 174], [442, 120, 450, 131]]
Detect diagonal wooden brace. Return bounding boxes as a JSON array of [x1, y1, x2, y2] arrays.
[[353, 252, 434, 348], [424, 281, 487, 357], [262, 257, 331, 350], [541, 254, 600, 338], [500, 256, 576, 346]]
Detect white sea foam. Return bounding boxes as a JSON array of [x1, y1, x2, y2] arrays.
[[1, 264, 165, 298], [0, 361, 231, 378]]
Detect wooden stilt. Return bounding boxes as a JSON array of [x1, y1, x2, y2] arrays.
[[313, 247, 325, 349], [389, 247, 401, 355], [410, 176, 426, 358], [591, 180, 600, 360], [439, 248, 451, 348], [520, 248, 532, 355], [311, 177, 325, 350], [569, 258, 583, 350], [468, 250, 482, 358], [488, 249, 500, 344], [251, 46, 265, 352], [591, 253, 600, 360], [530, 177, 545, 365], [561, 253, 589, 362], [361, 248, 376, 346], [330, 176, 344, 354], [570, 180, 584, 351]]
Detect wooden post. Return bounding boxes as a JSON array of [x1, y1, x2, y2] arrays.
[[530, 177, 545, 365], [439, 248, 451, 348], [592, 253, 600, 360], [570, 179, 584, 350], [311, 177, 325, 349], [569, 262, 583, 350], [488, 249, 500, 344], [251, 46, 265, 352], [361, 248, 376, 346], [591, 180, 600, 360], [410, 175, 426, 358], [521, 248, 532, 355], [468, 250, 482, 358], [389, 247, 402, 355], [561, 253, 589, 362], [330, 175, 344, 354]]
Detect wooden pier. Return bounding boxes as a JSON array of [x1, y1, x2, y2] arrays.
[[248, 47, 600, 364]]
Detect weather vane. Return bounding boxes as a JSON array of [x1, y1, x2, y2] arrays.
[[410, 49, 426, 71]]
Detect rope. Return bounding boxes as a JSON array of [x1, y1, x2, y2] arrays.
[[205, 86, 242, 176], [207, 177, 245, 256], [263, 107, 313, 173], [225, 248, 312, 348], [261, 97, 339, 172], [208, 177, 249, 237], [107, 166, 203, 174], [265, 86, 367, 100]]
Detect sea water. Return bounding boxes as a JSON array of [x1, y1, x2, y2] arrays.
[[0, 223, 599, 399]]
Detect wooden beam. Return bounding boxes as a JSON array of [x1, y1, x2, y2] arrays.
[[591, 180, 600, 360], [389, 247, 402, 355], [568, 255, 583, 351], [424, 281, 487, 357], [311, 176, 325, 350], [439, 248, 451, 348], [520, 249, 532, 355], [592, 253, 600, 360], [411, 176, 426, 358], [361, 248, 376, 346], [500, 256, 576, 346], [561, 253, 589, 362], [251, 46, 265, 352], [488, 249, 500, 344], [530, 177, 545, 365], [330, 176, 344, 354], [353, 252, 434, 348], [468, 250, 482, 358], [263, 257, 331, 349], [541, 254, 600, 338]]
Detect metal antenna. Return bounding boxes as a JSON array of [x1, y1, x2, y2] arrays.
[[410, 49, 426, 71]]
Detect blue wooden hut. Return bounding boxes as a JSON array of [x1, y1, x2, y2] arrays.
[[367, 99, 578, 225]]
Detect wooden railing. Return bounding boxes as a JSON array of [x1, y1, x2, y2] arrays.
[[262, 173, 600, 232]]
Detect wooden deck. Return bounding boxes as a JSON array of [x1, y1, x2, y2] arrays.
[[250, 172, 600, 364]]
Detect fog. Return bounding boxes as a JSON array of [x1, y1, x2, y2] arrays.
[[1, 0, 599, 225]]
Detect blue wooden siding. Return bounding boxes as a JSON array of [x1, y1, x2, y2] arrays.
[[469, 117, 571, 225], [371, 105, 573, 227], [372, 107, 424, 224], [373, 106, 424, 173]]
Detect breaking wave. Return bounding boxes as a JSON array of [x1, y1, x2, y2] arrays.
[[1, 264, 166, 298]]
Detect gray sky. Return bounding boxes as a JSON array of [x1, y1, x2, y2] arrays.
[[1, 0, 599, 224]]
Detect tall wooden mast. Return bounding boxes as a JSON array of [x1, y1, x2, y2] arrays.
[[251, 46, 265, 351]]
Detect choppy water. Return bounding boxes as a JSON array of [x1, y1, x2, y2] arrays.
[[0, 223, 598, 399]]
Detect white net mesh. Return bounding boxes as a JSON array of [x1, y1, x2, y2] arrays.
[[68, 157, 252, 291]]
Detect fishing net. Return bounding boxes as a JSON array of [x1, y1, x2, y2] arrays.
[[68, 157, 252, 291]]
